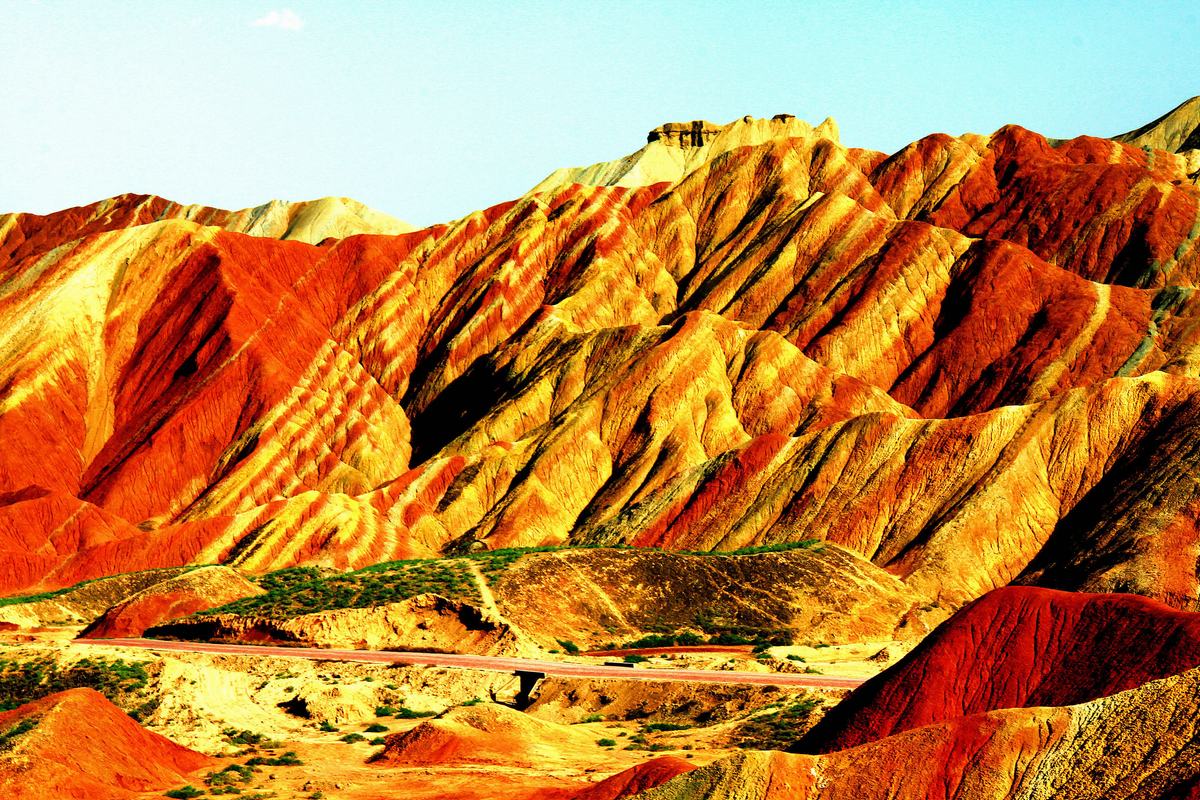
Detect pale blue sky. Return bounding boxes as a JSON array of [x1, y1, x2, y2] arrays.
[[1, 1, 1196, 226]]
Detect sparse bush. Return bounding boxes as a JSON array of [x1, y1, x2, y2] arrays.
[[596, 738, 617, 747], [365, 723, 388, 733], [165, 787, 205, 799], [0, 717, 38, 751], [340, 732, 366, 743], [623, 654, 648, 663], [245, 751, 302, 766], [556, 639, 581, 654], [0, 656, 150, 712], [318, 720, 337, 732]]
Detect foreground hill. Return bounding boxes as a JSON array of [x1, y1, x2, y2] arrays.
[[2, 103, 1200, 624], [636, 666, 1200, 800], [796, 586, 1200, 753], [0, 688, 213, 799]]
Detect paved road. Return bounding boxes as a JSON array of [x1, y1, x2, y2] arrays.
[[75, 637, 865, 689]]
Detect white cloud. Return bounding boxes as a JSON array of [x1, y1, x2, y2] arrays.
[[251, 9, 304, 31]]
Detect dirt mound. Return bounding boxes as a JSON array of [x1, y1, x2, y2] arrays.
[[81, 566, 263, 638], [0, 687, 213, 799], [640, 667, 1200, 798], [571, 756, 695, 800], [797, 586, 1200, 754], [150, 593, 539, 656], [0, 567, 192, 628], [372, 702, 595, 768]]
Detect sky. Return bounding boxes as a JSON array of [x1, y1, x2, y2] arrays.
[[1, 0, 1196, 227]]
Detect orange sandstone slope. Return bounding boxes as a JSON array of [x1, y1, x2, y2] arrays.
[[0, 688, 214, 800], [3, 105, 1200, 614]]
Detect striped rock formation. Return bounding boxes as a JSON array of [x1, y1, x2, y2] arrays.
[[0, 688, 214, 799], [795, 586, 1200, 753], [634, 588, 1200, 799], [2, 104, 1200, 623]]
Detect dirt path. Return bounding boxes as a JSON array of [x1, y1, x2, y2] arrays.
[[76, 637, 866, 689], [468, 561, 501, 617]]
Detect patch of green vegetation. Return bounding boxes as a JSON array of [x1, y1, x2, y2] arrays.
[[0, 656, 151, 714], [609, 622, 793, 652], [622, 654, 648, 663], [0, 588, 76, 608], [340, 732, 366, 743], [0, 716, 38, 751], [175, 541, 831, 624], [202, 559, 482, 619], [556, 639, 580, 654], [206, 763, 256, 788], [461, 698, 484, 706], [245, 751, 302, 767], [733, 697, 821, 750], [365, 723, 388, 733], [580, 713, 604, 723], [165, 787, 205, 799], [376, 705, 435, 719], [317, 720, 337, 732], [644, 722, 690, 732], [596, 737, 617, 747], [222, 728, 269, 747], [368, 736, 387, 746]]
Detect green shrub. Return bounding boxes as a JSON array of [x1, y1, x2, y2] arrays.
[[340, 732, 366, 743], [0, 657, 150, 712], [318, 720, 337, 732], [556, 639, 581, 654], [580, 713, 604, 723], [245, 751, 302, 767], [596, 738, 617, 747], [165, 787, 205, 799], [365, 723, 388, 733], [393, 706, 437, 719], [0, 717, 38, 751], [622, 654, 648, 663], [644, 722, 690, 732]]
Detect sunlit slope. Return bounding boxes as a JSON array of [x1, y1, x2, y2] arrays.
[[1, 110, 1199, 618]]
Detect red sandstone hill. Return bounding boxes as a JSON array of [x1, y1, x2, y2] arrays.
[[639, 663, 1200, 799], [795, 586, 1200, 754], [79, 565, 263, 639], [1, 104, 1200, 620], [0, 688, 213, 799]]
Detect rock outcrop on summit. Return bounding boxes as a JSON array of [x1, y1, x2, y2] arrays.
[[3, 102, 1200, 625]]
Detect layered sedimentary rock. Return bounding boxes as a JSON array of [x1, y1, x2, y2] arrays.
[[80, 565, 263, 639], [1114, 95, 1200, 154], [3, 105, 1200, 621], [150, 594, 537, 656], [489, 545, 926, 648], [372, 703, 598, 768], [796, 586, 1200, 753], [0, 688, 213, 799], [636, 667, 1200, 799]]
